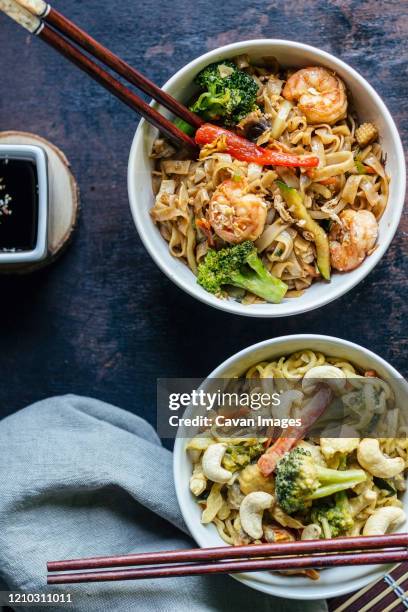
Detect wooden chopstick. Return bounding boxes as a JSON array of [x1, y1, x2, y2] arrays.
[[14, 0, 203, 130], [0, 0, 197, 150], [47, 548, 408, 585], [47, 533, 408, 572]]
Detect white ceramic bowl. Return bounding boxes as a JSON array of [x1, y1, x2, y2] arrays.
[[128, 40, 405, 317], [173, 334, 407, 600]]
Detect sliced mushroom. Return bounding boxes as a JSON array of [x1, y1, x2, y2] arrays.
[[237, 110, 271, 142]]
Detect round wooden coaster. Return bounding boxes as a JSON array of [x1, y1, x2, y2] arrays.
[[0, 131, 79, 273]]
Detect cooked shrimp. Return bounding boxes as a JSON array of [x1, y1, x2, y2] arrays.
[[208, 177, 267, 243], [329, 209, 378, 272], [282, 67, 347, 125]]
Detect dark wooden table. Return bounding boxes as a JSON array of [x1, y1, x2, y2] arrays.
[[0, 0, 406, 446]]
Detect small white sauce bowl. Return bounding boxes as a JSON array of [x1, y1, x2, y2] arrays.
[[0, 144, 48, 265], [128, 40, 405, 317], [173, 334, 407, 600]]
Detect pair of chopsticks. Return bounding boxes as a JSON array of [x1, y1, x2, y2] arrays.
[[47, 533, 408, 584], [0, 0, 203, 151]]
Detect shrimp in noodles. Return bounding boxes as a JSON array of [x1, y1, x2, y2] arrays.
[[208, 177, 267, 243], [282, 67, 347, 125], [329, 209, 378, 272]]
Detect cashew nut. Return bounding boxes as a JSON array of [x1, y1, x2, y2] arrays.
[[239, 491, 274, 540], [202, 443, 232, 483], [357, 439, 405, 478], [363, 506, 406, 536], [189, 463, 207, 497], [301, 524, 322, 540], [302, 365, 346, 394]]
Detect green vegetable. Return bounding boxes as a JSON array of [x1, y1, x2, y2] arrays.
[[337, 453, 348, 471], [275, 447, 366, 514], [222, 441, 265, 471], [277, 181, 331, 281], [173, 117, 195, 136], [197, 240, 288, 303], [310, 491, 354, 538], [355, 159, 367, 175], [190, 60, 258, 126]]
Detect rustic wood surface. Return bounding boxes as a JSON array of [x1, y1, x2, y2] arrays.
[[0, 0, 406, 442]]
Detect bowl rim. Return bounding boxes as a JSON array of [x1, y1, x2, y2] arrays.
[[173, 333, 406, 600], [128, 39, 406, 318]]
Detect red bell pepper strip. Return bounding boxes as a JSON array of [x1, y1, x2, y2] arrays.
[[195, 123, 319, 168]]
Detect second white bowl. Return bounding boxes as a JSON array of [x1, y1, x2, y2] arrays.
[[173, 334, 407, 600]]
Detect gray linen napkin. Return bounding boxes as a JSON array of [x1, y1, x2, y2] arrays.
[[0, 395, 327, 612]]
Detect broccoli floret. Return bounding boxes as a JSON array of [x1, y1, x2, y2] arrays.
[[190, 60, 259, 125], [310, 492, 354, 538], [275, 447, 366, 515], [197, 241, 288, 304]]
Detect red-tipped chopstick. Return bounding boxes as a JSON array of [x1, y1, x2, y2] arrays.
[[48, 533, 408, 572], [14, 0, 203, 131], [0, 0, 198, 151], [3, 1, 320, 168], [47, 549, 408, 585], [47, 534, 408, 584]]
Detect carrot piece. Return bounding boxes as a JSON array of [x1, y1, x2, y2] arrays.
[[258, 438, 298, 476], [196, 218, 214, 247], [318, 177, 338, 186], [365, 370, 378, 377]]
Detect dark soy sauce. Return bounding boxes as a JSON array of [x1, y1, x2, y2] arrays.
[[0, 158, 38, 251]]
